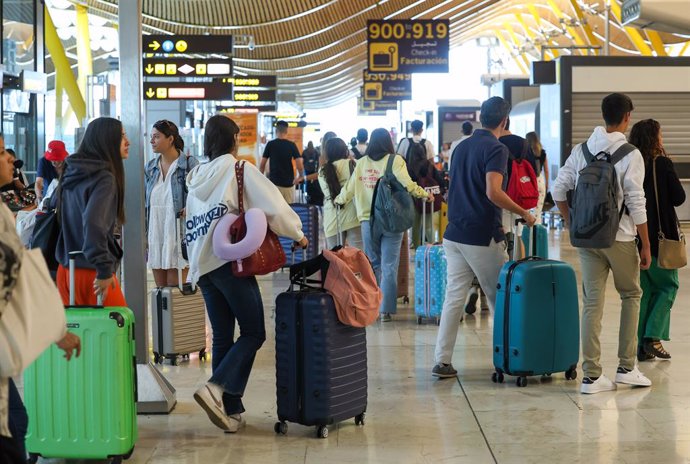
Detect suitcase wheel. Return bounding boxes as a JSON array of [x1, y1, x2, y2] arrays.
[[402, 296, 410, 304], [274, 421, 288, 435], [28, 454, 39, 464], [153, 353, 161, 364], [516, 376, 527, 387], [565, 367, 578, 381], [355, 412, 366, 426], [416, 316, 423, 325], [199, 349, 208, 362], [111, 458, 123, 464], [317, 426, 329, 439], [171, 356, 180, 366], [491, 371, 504, 384]]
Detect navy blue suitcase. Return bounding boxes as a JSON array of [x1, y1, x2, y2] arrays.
[[274, 289, 367, 438], [279, 203, 319, 265]]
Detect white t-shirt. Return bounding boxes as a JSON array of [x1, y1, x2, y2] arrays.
[[397, 136, 435, 161]]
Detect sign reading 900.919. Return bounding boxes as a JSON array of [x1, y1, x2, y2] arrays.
[[367, 20, 449, 74]]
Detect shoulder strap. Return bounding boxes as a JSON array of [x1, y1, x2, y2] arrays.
[[611, 142, 636, 165], [349, 159, 356, 175], [235, 161, 246, 213], [652, 157, 663, 235], [521, 140, 529, 158], [385, 153, 396, 175], [581, 142, 595, 164]]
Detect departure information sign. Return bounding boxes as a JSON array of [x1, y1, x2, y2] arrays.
[[232, 90, 276, 102], [143, 34, 233, 54], [144, 81, 233, 100], [231, 76, 277, 88], [217, 105, 278, 113], [142, 59, 232, 77], [367, 20, 449, 73], [359, 97, 397, 112], [362, 70, 411, 101]]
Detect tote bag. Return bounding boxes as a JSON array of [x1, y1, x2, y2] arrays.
[[0, 249, 67, 377]]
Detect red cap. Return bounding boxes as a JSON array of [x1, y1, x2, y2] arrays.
[[45, 140, 68, 162]]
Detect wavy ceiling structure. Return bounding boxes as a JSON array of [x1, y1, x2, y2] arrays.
[[57, 0, 689, 108]]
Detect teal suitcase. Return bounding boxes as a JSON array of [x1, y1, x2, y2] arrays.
[[492, 222, 579, 387], [24, 254, 137, 463]]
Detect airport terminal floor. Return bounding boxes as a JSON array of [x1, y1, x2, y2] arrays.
[[24, 227, 690, 464]]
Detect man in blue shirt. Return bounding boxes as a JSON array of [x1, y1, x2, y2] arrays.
[[432, 97, 536, 378]]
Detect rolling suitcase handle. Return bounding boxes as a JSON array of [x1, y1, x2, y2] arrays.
[[335, 204, 343, 248], [176, 212, 197, 295], [513, 219, 535, 261], [69, 251, 103, 307]]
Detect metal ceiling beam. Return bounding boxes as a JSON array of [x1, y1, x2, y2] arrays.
[[503, 22, 533, 70], [494, 28, 529, 75], [546, 0, 587, 53], [566, 0, 599, 47], [609, 0, 653, 56], [645, 30, 668, 56]]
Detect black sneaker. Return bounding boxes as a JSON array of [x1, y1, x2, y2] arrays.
[[637, 345, 656, 362], [432, 363, 458, 378]]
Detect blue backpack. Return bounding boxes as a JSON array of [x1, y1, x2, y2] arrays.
[[370, 154, 415, 234]]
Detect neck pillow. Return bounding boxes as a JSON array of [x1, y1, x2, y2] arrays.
[[212, 208, 268, 263]]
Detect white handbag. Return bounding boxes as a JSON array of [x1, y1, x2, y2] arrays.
[[0, 248, 67, 377]]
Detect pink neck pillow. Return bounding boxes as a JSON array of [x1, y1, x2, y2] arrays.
[[212, 209, 268, 266]]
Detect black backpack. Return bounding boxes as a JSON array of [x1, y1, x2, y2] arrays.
[[404, 137, 426, 160]]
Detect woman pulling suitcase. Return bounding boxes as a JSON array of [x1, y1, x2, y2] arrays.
[[185, 115, 307, 433]]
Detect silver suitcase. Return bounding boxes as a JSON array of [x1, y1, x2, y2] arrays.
[[150, 215, 208, 365]]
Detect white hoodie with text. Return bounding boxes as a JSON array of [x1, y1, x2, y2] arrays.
[[552, 126, 647, 242], [185, 154, 304, 285]]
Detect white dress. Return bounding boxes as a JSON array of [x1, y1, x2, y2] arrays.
[[147, 159, 186, 270]]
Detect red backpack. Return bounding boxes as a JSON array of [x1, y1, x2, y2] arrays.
[[506, 142, 539, 209]]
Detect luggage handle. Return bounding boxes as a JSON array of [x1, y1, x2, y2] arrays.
[[421, 193, 437, 245], [175, 212, 197, 296], [69, 251, 104, 307], [513, 218, 536, 262], [335, 204, 343, 248]]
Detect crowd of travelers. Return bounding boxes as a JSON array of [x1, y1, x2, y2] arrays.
[[0, 91, 685, 455]]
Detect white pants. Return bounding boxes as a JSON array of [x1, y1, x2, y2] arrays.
[[534, 174, 547, 225], [435, 238, 508, 364]]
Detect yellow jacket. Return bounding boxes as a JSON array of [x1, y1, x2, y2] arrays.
[[335, 153, 428, 222]]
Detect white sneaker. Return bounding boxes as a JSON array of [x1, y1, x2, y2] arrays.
[[194, 383, 233, 431], [224, 414, 246, 434], [580, 374, 617, 394], [615, 366, 652, 387]]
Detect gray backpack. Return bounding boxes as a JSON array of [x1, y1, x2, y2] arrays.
[[370, 154, 415, 234], [569, 142, 636, 249]]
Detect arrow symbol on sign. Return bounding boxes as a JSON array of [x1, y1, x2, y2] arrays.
[[178, 64, 194, 75], [146, 88, 155, 98], [149, 40, 160, 51], [145, 64, 154, 74]]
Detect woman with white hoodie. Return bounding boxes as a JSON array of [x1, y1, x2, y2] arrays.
[[185, 115, 307, 433]]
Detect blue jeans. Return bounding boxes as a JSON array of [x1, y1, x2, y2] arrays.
[[197, 262, 266, 415], [361, 221, 404, 314], [8, 378, 27, 459]]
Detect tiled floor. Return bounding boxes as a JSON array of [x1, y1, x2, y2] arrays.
[[36, 228, 690, 463]]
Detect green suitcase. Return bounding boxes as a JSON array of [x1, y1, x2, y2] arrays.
[[24, 253, 137, 463]]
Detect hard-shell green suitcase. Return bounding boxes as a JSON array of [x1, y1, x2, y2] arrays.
[[24, 254, 137, 463]]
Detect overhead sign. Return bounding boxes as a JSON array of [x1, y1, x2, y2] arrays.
[[144, 81, 233, 100], [231, 76, 277, 88], [367, 20, 449, 73], [143, 34, 233, 54], [362, 70, 411, 101], [357, 97, 393, 115], [217, 105, 277, 113], [142, 59, 232, 77], [232, 90, 276, 102]]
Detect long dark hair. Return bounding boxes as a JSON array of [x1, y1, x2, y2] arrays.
[[364, 128, 395, 161], [74, 117, 126, 224], [629, 119, 665, 163], [153, 119, 184, 151], [525, 132, 542, 157], [204, 115, 239, 161], [321, 138, 350, 204], [407, 143, 429, 181]]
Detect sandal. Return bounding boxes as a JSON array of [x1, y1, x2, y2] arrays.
[[644, 340, 671, 360]]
